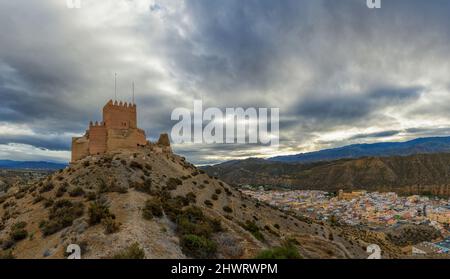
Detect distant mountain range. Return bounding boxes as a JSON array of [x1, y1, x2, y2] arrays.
[[0, 160, 67, 170], [202, 136, 450, 196], [203, 153, 450, 197], [269, 136, 450, 163]]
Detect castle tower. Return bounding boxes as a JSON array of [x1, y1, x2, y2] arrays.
[[71, 100, 147, 162], [103, 100, 137, 129]]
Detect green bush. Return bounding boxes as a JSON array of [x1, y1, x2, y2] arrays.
[[43, 199, 54, 208], [39, 182, 54, 193], [69, 186, 85, 197], [97, 179, 109, 194], [112, 243, 145, 259], [85, 191, 97, 201], [223, 206, 233, 213], [55, 184, 68, 198], [130, 161, 143, 170], [264, 225, 280, 237], [33, 195, 44, 204], [166, 177, 182, 190], [134, 179, 152, 194], [161, 197, 183, 222], [255, 241, 302, 259], [180, 234, 217, 259], [203, 200, 213, 208], [240, 220, 265, 241], [102, 216, 120, 234], [142, 199, 163, 220], [10, 222, 28, 241], [40, 200, 84, 236], [88, 201, 114, 225], [176, 207, 218, 237], [186, 192, 197, 204]]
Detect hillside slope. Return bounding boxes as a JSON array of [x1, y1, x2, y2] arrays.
[[204, 153, 450, 196], [0, 146, 373, 259]]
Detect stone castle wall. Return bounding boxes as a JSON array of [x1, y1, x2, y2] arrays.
[[89, 122, 107, 155], [71, 136, 89, 162], [71, 100, 151, 162]]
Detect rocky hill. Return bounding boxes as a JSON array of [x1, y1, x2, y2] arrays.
[[203, 153, 450, 197], [0, 146, 378, 259]]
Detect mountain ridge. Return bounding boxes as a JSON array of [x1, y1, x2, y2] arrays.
[[269, 136, 450, 163], [0, 160, 67, 170], [203, 153, 450, 197]]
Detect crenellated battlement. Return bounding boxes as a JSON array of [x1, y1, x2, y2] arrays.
[[89, 121, 106, 127], [105, 99, 136, 110]]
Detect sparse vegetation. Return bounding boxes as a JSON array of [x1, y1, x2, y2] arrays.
[[255, 240, 302, 259], [102, 216, 120, 234], [174, 206, 222, 259], [55, 183, 68, 198], [203, 200, 213, 208], [386, 224, 441, 246], [264, 225, 280, 237], [40, 200, 84, 236], [240, 220, 265, 241], [142, 198, 163, 220], [69, 186, 85, 197], [130, 161, 143, 170], [186, 192, 196, 204], [180, 234, 217, 259], [166, 177, 182, 190], [10, 222, 28, 241], [33, 195, 44, 204], [112, 243, 145, 259], [88, 200, 114, 225], [223, 206, 233, 213], [39, 182, 54, 193], [134, 179, 152, 194]]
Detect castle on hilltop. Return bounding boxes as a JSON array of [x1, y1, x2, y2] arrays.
[[71, 100, 170, 162]]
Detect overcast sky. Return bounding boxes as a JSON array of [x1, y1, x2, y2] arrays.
[[0, 0, 450, 164]]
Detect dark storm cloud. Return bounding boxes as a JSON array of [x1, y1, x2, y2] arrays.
[[0, 135, 71, 151], [0, 0, 450, 164], [349, 130, 401, 141], [295, 86, 423, 122]]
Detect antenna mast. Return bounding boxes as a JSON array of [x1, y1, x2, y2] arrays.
[[132, 81, 135, 104], [114, 73, 117, 100]]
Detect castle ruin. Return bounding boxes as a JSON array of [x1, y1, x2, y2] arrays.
[[71, 100, 170, 162]]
